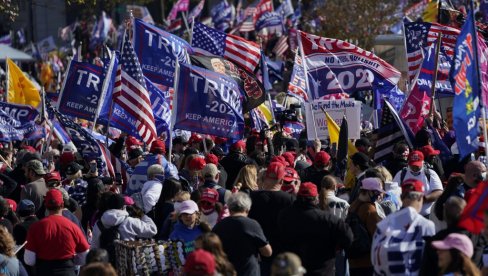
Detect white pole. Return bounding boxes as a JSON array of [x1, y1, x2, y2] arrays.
[[92, 51, 116, 131], [56, 58, 72, 110], [297, 31, 318, 139], [168, 59, 181, 164], [189, 16, 195, 45]]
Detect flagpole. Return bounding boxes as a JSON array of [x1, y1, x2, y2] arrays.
[[5, 59, 9, 103], [56, 58, 72, 110], [297, 30, 318, 139], [470, 0, 488, 163], [428, 34, 442, 116], [92, 51, 116, 131], [189, 16, 195, 45], [402, 18, 413, 94], [182, 13, 191, 41], [168, 59, 181, 164]]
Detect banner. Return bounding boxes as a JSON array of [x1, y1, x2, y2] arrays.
[[174, 64, 244, 140], [299, 31, 401, 100], [0, 102, 40, 142], [190, 55, 265, 113], [256, 12, 283, 36], [283, 121, 305, 139], [58, 60, 105, 120], [305, 99, 361, 140], [451, 9, 480, 159], [132, 18, 192, 88]]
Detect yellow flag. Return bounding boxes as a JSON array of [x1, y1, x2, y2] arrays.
[[7, 58, 41, 107], [257, 103, 273, 124], [422, 0, 438, 23], [325, 112, 340, 145], [324, 111, 358, 188]]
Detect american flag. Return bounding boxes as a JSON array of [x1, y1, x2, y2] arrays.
[[287, 50, 308, 102], [373, 101, 414, 164], [98, 142, 132, 187], [273, 35, 289, 58], [192, 22, 261, 73], [404, 22, 460, 87], [113, 31, 157, 144]]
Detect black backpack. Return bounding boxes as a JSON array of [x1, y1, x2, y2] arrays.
[[345, 204, 371, 259], [98, 219, 124, 266], [399, 166, 431, 184]]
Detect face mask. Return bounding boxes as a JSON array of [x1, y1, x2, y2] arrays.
[[369, 191, 380, 203], [482, 172, 487, 181], [154, 174, 165, 182]]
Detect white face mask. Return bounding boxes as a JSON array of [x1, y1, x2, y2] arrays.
[[482, 172, 487, 181]]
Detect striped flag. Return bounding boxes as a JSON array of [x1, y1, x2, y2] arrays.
[[98, 142, 132, 187], [113, 31, 157, 144], [192, 22, 261, 73], [273, 35, 289, 58], [404, 22, 460, 87], [373, 101, 414, 164]]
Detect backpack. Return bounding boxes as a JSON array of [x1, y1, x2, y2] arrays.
[[399, 166, 431, 185], [98, 219, 124, 266], [345, 203, 371, 259]]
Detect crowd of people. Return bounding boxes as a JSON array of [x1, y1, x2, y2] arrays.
[[0, 122, 486, 276]]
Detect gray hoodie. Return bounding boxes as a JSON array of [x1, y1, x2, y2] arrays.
[[91, 209, 157, 249], [0, 253, 19, 276]]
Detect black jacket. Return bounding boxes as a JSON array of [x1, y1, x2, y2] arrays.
[[221, 151, 254, 189], [277, 200, 353, 276]]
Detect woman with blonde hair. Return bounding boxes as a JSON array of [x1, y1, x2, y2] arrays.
[[0, 225, 21, 275], [233, 165, 258, 194], [195, 232, 236, 276]]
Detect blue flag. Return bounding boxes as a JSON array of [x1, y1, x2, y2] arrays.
[[451, 8, 481, 159], [0, 102, 41, 142], [132, 18, 193, 88], [58, 60, 105, 121], [174, 64, 245, 140], [211, 0, 235, 31], [48, 101, 108, 175], [145, 77, 172, 134]]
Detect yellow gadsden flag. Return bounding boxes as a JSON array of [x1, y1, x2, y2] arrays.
[[325, 112, 340, 145], [7, 58, 41, 107]]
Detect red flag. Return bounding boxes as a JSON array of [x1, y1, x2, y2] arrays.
[[458, 180, 488, 234]]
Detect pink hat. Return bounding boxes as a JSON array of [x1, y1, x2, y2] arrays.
[[432, 233, 474, 258], [360, 177, 384, 193]]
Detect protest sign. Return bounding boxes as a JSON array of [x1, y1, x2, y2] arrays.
[[305, 99, 361, 140], [132, 18, 192, 89], [0, 102, 40, 142], [173, 64, 244, 140], [58, 60, 104, 121]]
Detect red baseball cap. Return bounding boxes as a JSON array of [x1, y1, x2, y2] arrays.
[[297, 182, 318, 197], [150, 139, 166, 154], [44, 189, 64, 208], [5, 198, 16, 212], [44, 171, 61, 182], [231, 140, 246, 151], [420, 145, 440, 157], [126, 136, 143, 149], [401, 178, 424, 194], [283, 167, 299, 182], [60, 151, 75, 164], [189, 157, 206, 171], [314, 151, 331, 166], [204, 153, 219, 165], [21, 145, 36, 153], [265, 162, 286, 180], [184, 249, 216, 275], [281, 152, 295, 168], [408, 150, 424, 167], [271, 156, 289, 167], [200, 188, 219, 204], [188, 133, 203, 144]]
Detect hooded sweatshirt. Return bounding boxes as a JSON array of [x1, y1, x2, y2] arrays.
[[0, 253, 20, 276], [371, 207, 435, 276], [91, 209, 157, 248]]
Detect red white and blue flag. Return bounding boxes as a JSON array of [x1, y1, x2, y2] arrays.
[[113, 31, 157, 144], [192, 22, 261, 73]]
